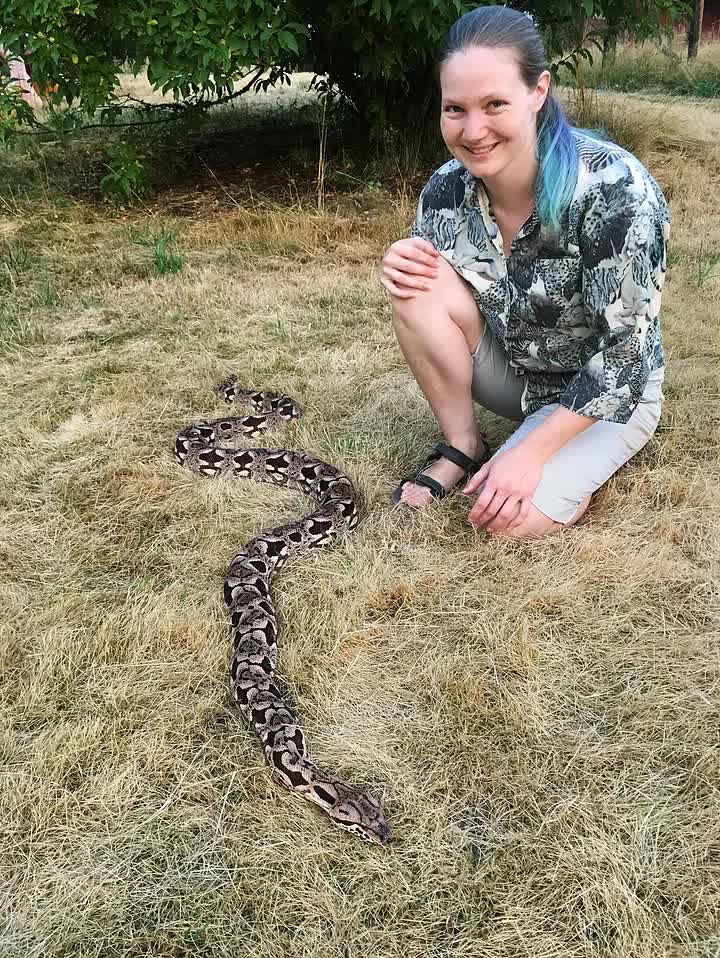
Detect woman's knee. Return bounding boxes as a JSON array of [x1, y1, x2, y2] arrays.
[[391, 257, 484, 347]]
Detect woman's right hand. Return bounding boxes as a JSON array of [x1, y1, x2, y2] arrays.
[[380, 238, 441, 299]]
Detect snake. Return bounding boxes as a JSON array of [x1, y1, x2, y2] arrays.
[[175, 378, 392, 845]]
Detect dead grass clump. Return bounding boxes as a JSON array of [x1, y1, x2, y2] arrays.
[[561, 86, 720, 173]]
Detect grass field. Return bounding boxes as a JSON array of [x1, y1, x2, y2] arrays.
[[1, 78, 719, 957], [562, 35, 720, 98]]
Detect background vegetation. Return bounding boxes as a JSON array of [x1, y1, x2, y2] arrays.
[[0, 0, 692, 139], [565, 36, 720, 97]]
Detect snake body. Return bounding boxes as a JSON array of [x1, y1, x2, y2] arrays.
[[175, 379, 392, 844]]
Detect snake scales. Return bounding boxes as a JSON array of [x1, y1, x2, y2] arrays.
[[175, 379, 392, 844]]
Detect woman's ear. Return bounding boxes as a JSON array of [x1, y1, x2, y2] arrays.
[[533, 69, 552, 113]]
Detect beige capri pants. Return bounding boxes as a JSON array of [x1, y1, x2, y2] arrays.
[[470, 325, 665, 524]]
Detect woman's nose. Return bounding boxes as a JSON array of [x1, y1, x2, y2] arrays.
[[463, 110, 490, 141]]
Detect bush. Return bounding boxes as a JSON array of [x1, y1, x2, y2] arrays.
[[99, 140, 150, 206], [0, 80, 37, 144]]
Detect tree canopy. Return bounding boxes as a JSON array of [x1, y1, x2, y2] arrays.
[[0, 0, 691, 138]]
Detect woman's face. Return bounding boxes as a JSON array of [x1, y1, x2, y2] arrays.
[[439, 45, 550, 187]]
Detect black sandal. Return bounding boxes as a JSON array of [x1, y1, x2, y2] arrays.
[[391, 438, 491, 505]]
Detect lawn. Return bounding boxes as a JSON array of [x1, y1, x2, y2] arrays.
[[1, 78, 719, 958]]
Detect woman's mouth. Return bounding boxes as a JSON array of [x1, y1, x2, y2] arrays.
[[465, 143, 499, 156]]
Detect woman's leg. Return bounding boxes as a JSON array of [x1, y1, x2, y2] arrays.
[[488, 495, 591, 539], [391, 256, 487, 507], [485, 372, 665, 539]]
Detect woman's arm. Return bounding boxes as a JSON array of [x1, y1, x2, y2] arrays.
[[556, 184, 669, 425], [464, 407, 596, 531]]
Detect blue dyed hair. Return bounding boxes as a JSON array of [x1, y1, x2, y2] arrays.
[[438, 5, 607, 232]]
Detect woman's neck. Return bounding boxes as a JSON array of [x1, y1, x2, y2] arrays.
[[482, 149, 538, 216]]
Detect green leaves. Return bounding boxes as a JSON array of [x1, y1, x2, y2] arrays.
[[278, 30, 299, 54], [99, 140, 149, 205], [0, 78, 39, 144], [0, 0, 694, 140], [0, 0, 309, 115]]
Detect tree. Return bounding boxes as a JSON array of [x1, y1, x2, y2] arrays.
[[0, 0, 692, 141], [687, 0, 705, 59], [0, 0, 309, 115]]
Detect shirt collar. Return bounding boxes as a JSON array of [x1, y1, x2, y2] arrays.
[[461, 167, 540, 247]]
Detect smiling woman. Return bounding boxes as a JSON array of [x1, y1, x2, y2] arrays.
[[439, 44, 549, 241], [381, 5, 670, 540]]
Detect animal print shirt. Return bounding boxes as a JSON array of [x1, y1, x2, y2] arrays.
[[411, 130, 670, 423]]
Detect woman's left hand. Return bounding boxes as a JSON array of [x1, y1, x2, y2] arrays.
[[463, 444, 544, 533]]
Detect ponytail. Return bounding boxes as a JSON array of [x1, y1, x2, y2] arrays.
[[535, 94, 579, 231]]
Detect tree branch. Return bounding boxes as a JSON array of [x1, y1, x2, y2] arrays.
[[10, 66, 270, 136]]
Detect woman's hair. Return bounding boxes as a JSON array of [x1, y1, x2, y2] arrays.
[[438, 6, 592, 231]]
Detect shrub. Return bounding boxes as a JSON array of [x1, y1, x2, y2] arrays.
[[99, 140, 150, 206]]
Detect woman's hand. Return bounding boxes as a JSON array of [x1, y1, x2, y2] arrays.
[[380, 238, 440, 299], [463, 444, 544, 533]]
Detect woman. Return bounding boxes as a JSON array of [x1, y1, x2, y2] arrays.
[[381, 6, 669, 539]]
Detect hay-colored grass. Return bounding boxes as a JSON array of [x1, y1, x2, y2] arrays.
[[0, 89, 719, 958]]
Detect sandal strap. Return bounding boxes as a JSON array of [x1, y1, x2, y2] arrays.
[[433, 441, 482, 473], [412, 473, 449, 499]]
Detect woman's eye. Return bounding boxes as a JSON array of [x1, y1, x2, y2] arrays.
[[444, 105, 463, 114], [489, 100, 506, 109]]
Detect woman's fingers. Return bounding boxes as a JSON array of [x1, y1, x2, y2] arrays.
[[508, 497, 532, 529], [382, 256, 439, 286], [380, 239, 441, 297], [385, 247, 439, 272], [463, 462, 490, 494], [407, 238, 440, 263], [469, 488, 505, 526], [380, 277, 417, 299], [381, 239, 440, 284], [485, 497, 522, 533], [383, 266, 434, 291]]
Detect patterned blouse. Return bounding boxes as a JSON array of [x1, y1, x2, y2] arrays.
[[411, 130, 671, 424]]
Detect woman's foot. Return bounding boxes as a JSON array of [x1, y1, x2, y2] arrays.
[[396, 437, 489, 508]]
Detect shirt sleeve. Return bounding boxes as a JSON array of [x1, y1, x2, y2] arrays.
[[410, 182, 438, 245], [557, 181, 670, 424], [408, 163, 466, 251]]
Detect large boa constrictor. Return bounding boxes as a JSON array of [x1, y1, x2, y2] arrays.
[[175, 379, 391, 844]]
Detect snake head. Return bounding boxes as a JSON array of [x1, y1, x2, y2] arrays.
[[214, 376, 240, 403], [333, 791, 393, 845], [310, 776, 392, 845], [176, 421, 215, 451], [175, 421, 218, 466]]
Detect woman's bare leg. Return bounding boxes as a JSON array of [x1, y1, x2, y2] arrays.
[[489, 495, 592, 538], [392, 257, 486, 507]]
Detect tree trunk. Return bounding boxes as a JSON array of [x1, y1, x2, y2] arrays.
[[602, 31, 617, 68], [688, 0, 705, 60]]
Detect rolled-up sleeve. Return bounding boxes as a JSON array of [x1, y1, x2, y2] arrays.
[[557, 185, 670, 424]]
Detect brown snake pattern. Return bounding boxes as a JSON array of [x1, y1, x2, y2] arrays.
[[175, 378, 392, 844]]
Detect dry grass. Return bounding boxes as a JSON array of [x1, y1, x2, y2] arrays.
[[1, 90, 719, 958]]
